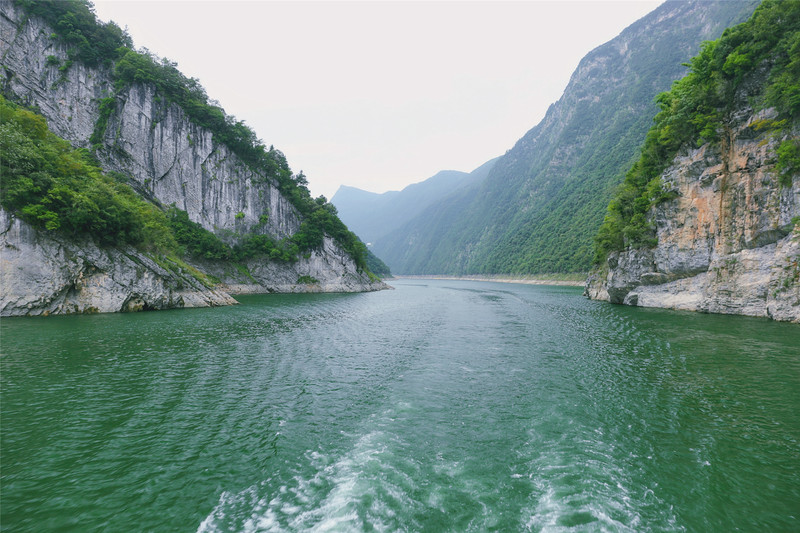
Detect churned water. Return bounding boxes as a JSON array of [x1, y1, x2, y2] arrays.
[[1, 279, 798, 532]]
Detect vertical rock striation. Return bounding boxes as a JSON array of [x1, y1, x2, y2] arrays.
[[586, 108, 800, 322], [0, 3, 386, 316]]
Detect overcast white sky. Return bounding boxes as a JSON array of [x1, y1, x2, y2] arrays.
[[92, 0, 662, 199]]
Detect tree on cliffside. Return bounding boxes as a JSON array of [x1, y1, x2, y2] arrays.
[[10, 0, 371, 272], [593, 0, 800, 263]]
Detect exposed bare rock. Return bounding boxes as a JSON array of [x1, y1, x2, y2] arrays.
[[586, 109, 800, 322], [1, 209, 237, 316], [0, 4, 386, 315]]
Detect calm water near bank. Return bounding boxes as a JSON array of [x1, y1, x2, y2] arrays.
[[1, 279, 798, 532]]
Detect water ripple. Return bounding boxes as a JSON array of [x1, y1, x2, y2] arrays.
[[2, 280, 799, 532]]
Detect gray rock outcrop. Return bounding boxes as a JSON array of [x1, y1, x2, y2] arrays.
[[0, 4, 386, 316], [1, 208, 237, 316]]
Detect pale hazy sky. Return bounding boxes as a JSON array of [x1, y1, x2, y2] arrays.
[[92, 0, 662, 199]]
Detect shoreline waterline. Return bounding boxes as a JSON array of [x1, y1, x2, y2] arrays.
[[391, 274, 586, 287]]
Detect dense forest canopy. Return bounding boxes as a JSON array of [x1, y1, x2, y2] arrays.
[[593, 0, 800, 263], [9, 0, 370, 272]]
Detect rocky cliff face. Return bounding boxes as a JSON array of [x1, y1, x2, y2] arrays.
[[370, 0, 758, 275], [1, 208, 237, 316], [586, 108, 800, 322], [0, 4, 385, 316]]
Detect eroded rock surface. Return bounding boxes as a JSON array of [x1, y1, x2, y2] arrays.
[[0, 4, 386, 316], [1, 209, 237, 316], [587, 109, 800, 322]]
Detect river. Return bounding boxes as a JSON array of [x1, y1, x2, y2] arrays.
[[1, 279, 798, 531]]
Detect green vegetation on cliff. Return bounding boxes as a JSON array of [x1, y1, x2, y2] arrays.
[[12, 0, 368, 271], [369, 0, 757, 275], [0, 97, 370, 274], [14, 0, 131, 68], [366, 249, 392, 278], [0, 96, 176, 250], [594, 0, 800, 263]]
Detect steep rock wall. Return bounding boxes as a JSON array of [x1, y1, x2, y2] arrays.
[[1, 4, 297, 238], [103, 83, 302, 240], [586, 109, 800, 322], [0, 4, 385, 315], [1, 208, 237, 316]]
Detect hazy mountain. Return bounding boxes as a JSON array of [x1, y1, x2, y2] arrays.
[[372, 0, 759, 275], [331, 157, 497, 245]]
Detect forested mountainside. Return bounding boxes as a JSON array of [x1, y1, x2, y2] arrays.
[[372, 0, 758, 275], [0, 0, 385, 316], [587, 0, 799, 322], [331, 158, 497, 246]]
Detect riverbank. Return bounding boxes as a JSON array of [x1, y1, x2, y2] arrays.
[[392, 274, 585, 287]]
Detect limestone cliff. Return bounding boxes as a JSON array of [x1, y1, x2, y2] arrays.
[[1, 208, 238, 316], [0, 3, 386, 316], [586, 0, 800, 322], [586, 107, 800, 322]]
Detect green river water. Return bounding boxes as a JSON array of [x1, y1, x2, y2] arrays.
[[1, 279, 799, 532]]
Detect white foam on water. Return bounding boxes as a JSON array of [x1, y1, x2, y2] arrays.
[[515, 421, 683, 533], [196, 498, 225, 533], [201, 396, 664, 533], [522, 481, 640, 533], [286, 429, 419, 532], [198, 486, 273, 533], [252, 508, 284, 533], [197, 402, 423, 532]]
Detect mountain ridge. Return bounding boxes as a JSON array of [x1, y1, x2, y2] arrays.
[[0, 0, 386, 316], [332, 157, 497, 246], [587, 0, 800, 322], [370, 0, 759, 275]]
